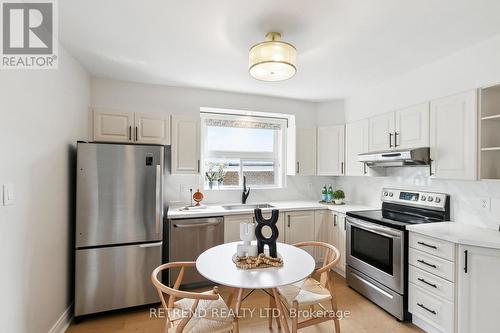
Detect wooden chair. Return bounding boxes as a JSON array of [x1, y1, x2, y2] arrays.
[[271, 241, 341, 333], [151, 262, 236, 333]]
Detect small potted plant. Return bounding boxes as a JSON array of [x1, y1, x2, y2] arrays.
[[216, 162, 227, 188], [332, 190, 345, 205], [205, 162, 218, 189]]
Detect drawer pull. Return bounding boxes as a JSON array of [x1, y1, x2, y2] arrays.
[[417, 241, 437, 249], [417, 278, 437, 289], [417, 259, 437, 268], [417, 303, 437, 315]]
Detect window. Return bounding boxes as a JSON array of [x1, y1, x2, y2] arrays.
[[201, 111, 288, 189]]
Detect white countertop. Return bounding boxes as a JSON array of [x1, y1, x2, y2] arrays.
[[167, 200, 376, 219], [407, 222, 500, 250]]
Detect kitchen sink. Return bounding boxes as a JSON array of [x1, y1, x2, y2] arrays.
[[222, 203, 275, 210]]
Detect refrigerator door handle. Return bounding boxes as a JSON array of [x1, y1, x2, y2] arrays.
[[155, 164, 161, 235], [139, 241, 163, 248]]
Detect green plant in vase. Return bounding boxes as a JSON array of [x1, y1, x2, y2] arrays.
[[216, 162, 227, 188], [332, 189, 345, 205], [205, 162, 218, 189]]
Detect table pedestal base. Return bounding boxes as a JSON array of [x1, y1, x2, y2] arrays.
[[226, 287, 290, 333]]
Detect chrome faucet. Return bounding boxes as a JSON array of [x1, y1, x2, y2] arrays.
[[242, 176, 250, 204]]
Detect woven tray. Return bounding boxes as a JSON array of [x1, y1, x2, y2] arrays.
[[232, 253, 283, 270]]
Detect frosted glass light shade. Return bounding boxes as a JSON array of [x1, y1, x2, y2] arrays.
[[249, 33, 297, 81]]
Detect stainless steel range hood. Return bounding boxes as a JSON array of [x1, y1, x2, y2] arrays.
[[358, 147, 430, 167]]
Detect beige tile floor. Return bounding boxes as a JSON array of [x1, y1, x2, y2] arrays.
[[67, 273, 423, 333]]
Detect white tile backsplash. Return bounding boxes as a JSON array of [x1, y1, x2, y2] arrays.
[[335, 167, 500, 230], [165, 174, 334, 206]]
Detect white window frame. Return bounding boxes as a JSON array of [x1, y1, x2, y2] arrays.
[[200, 111, 287, 190]]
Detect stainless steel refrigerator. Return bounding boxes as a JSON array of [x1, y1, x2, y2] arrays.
[[75, 142, 164, 317]]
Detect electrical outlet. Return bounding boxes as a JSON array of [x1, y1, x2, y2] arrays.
[[307, 183, 313, 191], [479, 197, 491, 211]]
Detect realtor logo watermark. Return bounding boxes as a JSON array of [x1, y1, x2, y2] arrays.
[[1, 0, 58, 69]]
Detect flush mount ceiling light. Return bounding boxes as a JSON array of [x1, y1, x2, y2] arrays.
[[249, 32, 297, 82]]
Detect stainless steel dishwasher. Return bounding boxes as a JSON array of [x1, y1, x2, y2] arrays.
[[169, 216, 224, 286]]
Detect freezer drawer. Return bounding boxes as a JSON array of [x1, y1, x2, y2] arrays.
[[75, 242, 162, 316]]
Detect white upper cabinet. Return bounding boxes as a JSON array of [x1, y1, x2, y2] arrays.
[[296, 128, 317, 176], [171, 115, 200, 174], [93, 109, 171, 145], [394, 102, 429, 149], [369, 112, 395, 152], [430, 90, 478, 180], [457, 245, 500, 333], [93, 109, 134, 143], [134, 112, 171, 145], [345, 119, 369, 176], [317, 125, 345, 176], [369, 103, 429, 152]]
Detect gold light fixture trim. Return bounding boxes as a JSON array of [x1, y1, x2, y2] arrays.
[[249, 32, 297, 82]]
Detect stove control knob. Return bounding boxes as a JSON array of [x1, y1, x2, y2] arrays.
[[389, 192, 394, 197], [383, 191, 388, 196], [428, 197, 434, 202], [421, 196, 426, 201], [435, 197, 441, 203]]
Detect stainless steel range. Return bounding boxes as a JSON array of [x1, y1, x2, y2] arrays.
[[345, 188, 450, 321]]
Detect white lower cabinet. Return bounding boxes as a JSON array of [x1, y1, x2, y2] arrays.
[[224, 213, 285, 244], [284, 211, 315, 257], [457, 245, 500, 333], [409, 232, 455, 333], [335, 213, 347, 274], [409, 233, 500, 333], [313, 210, 334, 263]]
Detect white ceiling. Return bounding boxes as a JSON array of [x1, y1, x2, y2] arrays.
[[60, 0, 500, 101]]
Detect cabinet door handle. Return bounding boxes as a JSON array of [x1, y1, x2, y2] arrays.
[[464, 250, 468, 273], [417, 259, 437, 268], [197, 160, 200, 173], [135, 126, 138, 141], [333, 214, 337, 226], [128, 126, 132, 140], [394, 132, 398, 147], [417, 241, 437, 249], [418, 278, 437, 289], [363, 162, 367, 175], [287, 215, 290, 228], [429, 158, 435, 176], [296, 162, 300, 174], [389, 133, 393, 148], [341, 162, 344, 174], [417, 303, 437, 315]]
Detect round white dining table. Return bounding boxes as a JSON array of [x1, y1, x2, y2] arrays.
[[196, 242, 316, 333]]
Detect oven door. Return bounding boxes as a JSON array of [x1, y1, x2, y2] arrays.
[[346, 217, 404, 293]]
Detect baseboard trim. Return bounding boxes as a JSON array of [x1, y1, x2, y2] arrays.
[[49, 303, 73, 333]]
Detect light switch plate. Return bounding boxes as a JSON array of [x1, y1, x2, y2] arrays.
[[3, 184, 14, 206]]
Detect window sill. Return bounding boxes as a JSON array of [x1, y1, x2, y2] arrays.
[[203, 186, 282, 191]]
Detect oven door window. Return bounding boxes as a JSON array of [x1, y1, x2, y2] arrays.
[[351, 226, 393, 275]]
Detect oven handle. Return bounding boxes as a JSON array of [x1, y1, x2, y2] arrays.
[[347, 219, 402, 238]]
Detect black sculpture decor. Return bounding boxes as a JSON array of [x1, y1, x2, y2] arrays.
[[254, 208, 279, 258]]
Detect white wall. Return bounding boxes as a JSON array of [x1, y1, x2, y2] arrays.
[[335, 34, 500, 230], [316, 100, 345, 125], [346, 34, 500, 121], [0, 48, 90, 332], [91, 78, 330, 204]]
